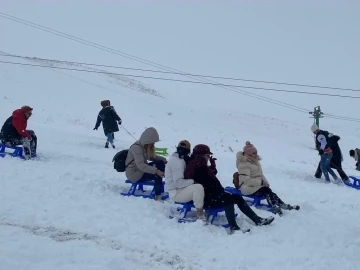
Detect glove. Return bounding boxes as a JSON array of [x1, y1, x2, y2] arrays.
[[209, 156, 217, 169], [318, 149, 324, 156], [93, 127, 97, 130], [118, 120, 122, 125]]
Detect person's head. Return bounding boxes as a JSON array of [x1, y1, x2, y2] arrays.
[[176, 140, 191, 158], [139, 127, 160, 159], [350, 149, 355, 157], [101, 100, 110, 107], [311, 123, 320, 134], [193, 144, 213, 161], [21, 105, 33, 119], [243, 141, 257, 158]]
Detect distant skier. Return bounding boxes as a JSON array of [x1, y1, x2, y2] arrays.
[[0, 106, 37, 159], [93, 100, 122, 148], [349, 148, 360, 171], [311, 123, 342, 183], [314, 129, 350, 184]]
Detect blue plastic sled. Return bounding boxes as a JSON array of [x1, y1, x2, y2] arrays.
[[0, 143, 37, 159], [121, 179, 169, 200], [224, 186, 273, 212], [169, 201, 238, 228], [344, 176, 360, 190]]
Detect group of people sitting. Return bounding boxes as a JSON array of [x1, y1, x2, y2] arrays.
[[124, 127, 302, 233]]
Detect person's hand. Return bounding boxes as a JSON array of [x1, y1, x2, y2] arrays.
[[156, 170, 164, 178], [319, 149, 324, 156], [209, 156, 217, 168], [118, 120, 122, 125]]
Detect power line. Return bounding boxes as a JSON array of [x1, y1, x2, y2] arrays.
[[0, 12, 311, 114], [1, 52, 359, 93], [2, 60, 360, 100]]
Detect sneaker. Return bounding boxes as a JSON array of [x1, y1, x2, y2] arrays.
[[256, 216, 275, 226]]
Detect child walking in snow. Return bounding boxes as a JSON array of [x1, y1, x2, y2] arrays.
[[93, 100, 122, 148], [234, 141, 300, 216]]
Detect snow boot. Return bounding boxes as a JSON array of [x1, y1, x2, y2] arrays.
[[343, 178, 351, 185], [111, 143, 115, 149], [255, 216, 275, 226], [196, 208, 208, 224], [154, 195, 163, 202], [272, 206, 283, 216], [280, 204, 300, 211], [105, 142, 109, 148]]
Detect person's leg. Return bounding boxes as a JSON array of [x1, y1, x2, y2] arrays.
[[105, 133, 115, 148], [320, 154, 331, 182], [26, 130, 37, 155], [139, 160, 165, 198], [314, 161, 322, 178], [324, 153, 338, 180], [173, 184, 205, 220], [231, 193, 274, 226]]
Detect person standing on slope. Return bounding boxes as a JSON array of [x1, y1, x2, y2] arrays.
[[165, 140, 206, 222], [349, 148, 360, 171], [93, 100, 122, 148], [125, 127, 167, 201], [0, 106, 37, 160], [311, 123, 339, 183], [234, 141, 300, 216], [314, 133, 350, 184], [184, 144, 274, 234]]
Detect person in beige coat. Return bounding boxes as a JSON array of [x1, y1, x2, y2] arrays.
[[125, 127, 167, 201], [235, 141, 300, 215]]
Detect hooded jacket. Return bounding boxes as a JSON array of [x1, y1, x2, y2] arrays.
[[1, 109, 31, 141], [125, 127, 166, 182], [236, 151, 268, 195]]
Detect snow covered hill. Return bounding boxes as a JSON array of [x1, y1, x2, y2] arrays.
[[1, 1, 360, 270]]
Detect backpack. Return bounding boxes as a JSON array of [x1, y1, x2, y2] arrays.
[[112, 149, 134, 172]]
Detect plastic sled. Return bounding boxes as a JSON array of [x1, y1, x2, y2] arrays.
[[120, 179, 169, 200], [169, 201, 238, 228], [0, 143, 37, 159], [343, 176, 360, 190], [224, 186, 273, 212]]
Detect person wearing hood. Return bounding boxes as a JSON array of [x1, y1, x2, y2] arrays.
[[0, 106, 37, 159], [93, 100, 122, 149], [235, 141, 300, 216], [349, 148, 360, 171], [125, 127, 167, 201], [165, 140, 206, 221], [184, 144, 274, 233]]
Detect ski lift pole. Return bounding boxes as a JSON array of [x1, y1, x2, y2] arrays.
[[309, 106, 324, 149]]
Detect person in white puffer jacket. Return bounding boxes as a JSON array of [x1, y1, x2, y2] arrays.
[[165, 140, 206, 221]]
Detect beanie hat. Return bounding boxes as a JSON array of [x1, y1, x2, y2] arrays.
[[311, 123, 319, 133], [21, 105, 33, 113], [349, 149, 355, 157], [243, 141, 257, 155], [193, 144, 213, 155], [101, 100, 110, 107], [178, 140, 191, 150]]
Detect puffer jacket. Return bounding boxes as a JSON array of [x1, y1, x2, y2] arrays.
[[125, 127, 167, 182], [236, 151, 268, 195], [164, 152, 194, 198]]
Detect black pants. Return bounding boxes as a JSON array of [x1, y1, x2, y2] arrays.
[[1, 130, 37, 156], [315, 160, 348, 180], [222, 192, 261, 225], [252, 187, 285, 207]]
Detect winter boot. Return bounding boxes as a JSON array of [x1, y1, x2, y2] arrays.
[[224, 204, 241, 231], [154, 195, 163, 202], [343, 178, 351, 185], [196, 208, 208, 224], [272, 206, 283, 216], [255, 216, 275, 226], [111, 143, 115, 149], [105, 142, 109, 148]]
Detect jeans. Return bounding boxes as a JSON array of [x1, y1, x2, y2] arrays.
[[320, 152, 338, 181], [106, 133, 114, 144], [138, 160, 166, 195]]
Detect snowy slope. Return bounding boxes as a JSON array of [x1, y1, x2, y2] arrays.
[[1, 1, 360, 270]]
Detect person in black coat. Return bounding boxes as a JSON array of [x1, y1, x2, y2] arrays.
[[314, 130, 350, 184], [93, 100, 122, 148]]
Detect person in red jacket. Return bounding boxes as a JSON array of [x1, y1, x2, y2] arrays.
[[0, 106, 37, 159]]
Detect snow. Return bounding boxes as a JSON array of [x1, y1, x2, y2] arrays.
[[1, 1, 360, 269]]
